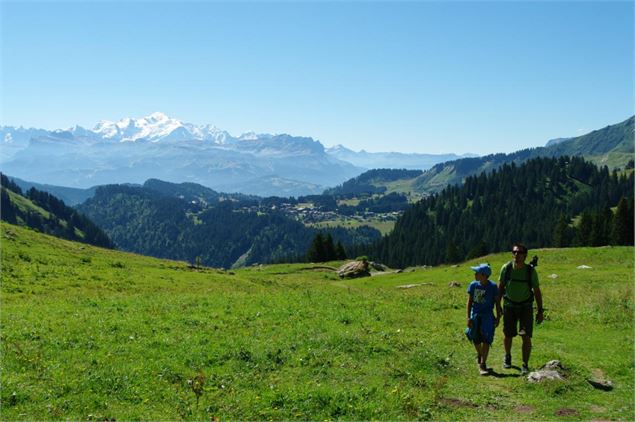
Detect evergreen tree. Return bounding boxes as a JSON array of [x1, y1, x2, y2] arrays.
[[307, 233, 326, 263], [335, 241, 347, 260], [324, 233, 336, 261], [611, 197, 634, 245], [552, 214, 571, 247], [466, 240, 488, 260], [575, 210, 593, 246], [446, 240, 461, 264]]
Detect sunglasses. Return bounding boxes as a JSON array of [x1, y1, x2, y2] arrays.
[[512, 250, 526, 255]]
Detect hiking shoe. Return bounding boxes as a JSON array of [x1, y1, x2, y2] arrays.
[[479, 363, 489, 376], [521, 364, 529, 375], [503, 354, 512, 369]]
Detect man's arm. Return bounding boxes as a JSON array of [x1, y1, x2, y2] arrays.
[[534, 286, 544, 323]]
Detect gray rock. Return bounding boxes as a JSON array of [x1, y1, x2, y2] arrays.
[[527, 360, 566, 382], [338, 260, 370, 279], [587, 378, 613, 391], [370, 261, 388, 272], [448, 281, 461, 287], [528, 369, 565, 382]]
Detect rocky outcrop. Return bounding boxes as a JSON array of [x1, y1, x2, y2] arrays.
[[338, 260, 371, 278]]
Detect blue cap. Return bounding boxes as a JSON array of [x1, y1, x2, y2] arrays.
[[470, 263, 491, 277]]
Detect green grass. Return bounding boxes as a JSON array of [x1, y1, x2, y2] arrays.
[[309, 218, 396, 236], [1, 222, 633, 420]]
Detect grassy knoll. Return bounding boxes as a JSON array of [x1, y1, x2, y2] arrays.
[[1, 222, 633, 420], [309, 218, 396, 236]]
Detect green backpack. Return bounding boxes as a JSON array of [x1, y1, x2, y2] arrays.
[[501, 258, 536, 305]]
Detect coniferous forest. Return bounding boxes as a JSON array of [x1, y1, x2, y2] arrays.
[[0, 173, 113, 248], [76, 184, 380, 268], [366, 156, 634, 267]]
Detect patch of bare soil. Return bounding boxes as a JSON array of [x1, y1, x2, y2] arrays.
[[555, 408, 579, 417], [590, 405, 606, 413], [515, 405, 535, 413], [440, 398, 478, 408]]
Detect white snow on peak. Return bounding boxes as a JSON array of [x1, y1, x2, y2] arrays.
[[92, 112, 187, 142], [86, 113, 289, 145], [238, 131, 274, 141]]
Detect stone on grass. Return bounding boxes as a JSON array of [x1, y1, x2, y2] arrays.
[[338, 260, 370, 279], [527, 360, 566, 382], [548, 273, 558, 279], [587, 378, 613, 391], [370, 261, 388, 272], [577, 265, 592, 269], [448, 281, 461, 288]]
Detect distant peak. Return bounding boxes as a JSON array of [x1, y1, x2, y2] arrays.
[[146, 111, 170, 121]]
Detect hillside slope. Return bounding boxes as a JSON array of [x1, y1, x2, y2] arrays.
[[1, 222, 633, 420], [0, 173, 113, 248], [369, 156, 634, 267], [413, 115, 634, 194]]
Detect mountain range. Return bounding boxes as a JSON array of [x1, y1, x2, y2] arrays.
[[1, 112, 467, 197]]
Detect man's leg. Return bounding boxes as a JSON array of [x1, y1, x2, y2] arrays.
[[504, 336, 512, 354], [521, 336, 532, 366], [502, 305, 517, 368]]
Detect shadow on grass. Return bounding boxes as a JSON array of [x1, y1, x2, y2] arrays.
[[488, 367, 522, 378]]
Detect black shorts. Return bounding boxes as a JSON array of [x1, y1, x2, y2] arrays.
[[503, 305, 533, 338]]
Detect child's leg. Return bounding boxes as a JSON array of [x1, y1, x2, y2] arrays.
[[480, 343, 490, 366], [473, 342, 482, 363]]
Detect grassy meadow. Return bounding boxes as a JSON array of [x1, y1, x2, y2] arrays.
[[1, 222, 633, 420]]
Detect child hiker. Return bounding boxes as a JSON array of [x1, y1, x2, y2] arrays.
[[466, 263, 502, 375]]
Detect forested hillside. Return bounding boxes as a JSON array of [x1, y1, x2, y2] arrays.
[[77, 184, 380, 268], [0, 173, 113, 248], [324, 168, 423, 196], [368, 156, 634, 267], [412, 115, 634, 194]]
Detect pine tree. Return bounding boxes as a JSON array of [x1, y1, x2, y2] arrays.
[[466, 240, 488, 260], [552, 214, 571, 247], [446, 240, 461, 264], [335, 240, 347, 260], [612, 197, 634, 245], [307, 233, 326, 263], [575, 210, 593, 246], [324, 233, 336, 261]]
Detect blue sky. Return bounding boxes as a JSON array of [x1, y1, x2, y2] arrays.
[[1, 1, 633, 154]]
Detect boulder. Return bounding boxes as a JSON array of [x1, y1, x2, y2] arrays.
[[527, 360, 566, 382], [370, 261, 388, 272], [338, 260, 371, 279]]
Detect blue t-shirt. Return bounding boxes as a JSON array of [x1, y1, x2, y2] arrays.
[[467, 280, 497, 318]]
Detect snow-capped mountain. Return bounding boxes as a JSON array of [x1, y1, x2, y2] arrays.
[[0, 113, 362, 196], [0, 112, 473, 196], [325, 144, 475, 170], [91, 112, 232, 143]]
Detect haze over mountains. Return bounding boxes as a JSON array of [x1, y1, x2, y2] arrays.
[[1, 112, 469, 197]]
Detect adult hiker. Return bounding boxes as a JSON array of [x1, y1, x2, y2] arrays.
[[497, 243, 544, 374], [466, 263, 502, 375]]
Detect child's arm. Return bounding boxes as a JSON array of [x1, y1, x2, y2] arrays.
[[466, 295, 473, 327], [495, 281, 504, 326]]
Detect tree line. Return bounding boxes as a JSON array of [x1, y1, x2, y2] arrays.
[[363, 156, 634, 267]]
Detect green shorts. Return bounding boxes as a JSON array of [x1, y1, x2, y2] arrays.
[[503, 305, 533, 338]]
